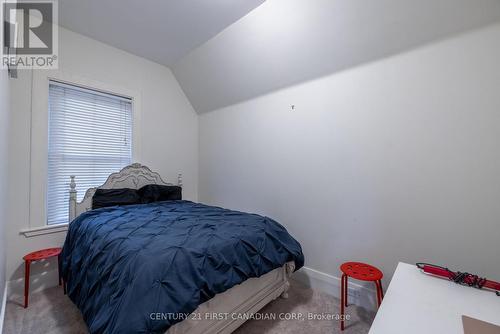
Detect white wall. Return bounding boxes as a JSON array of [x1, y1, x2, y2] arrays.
[[6, 27, 198, 296], [0, 68, 10, 318], [199, 24, 500, 288]]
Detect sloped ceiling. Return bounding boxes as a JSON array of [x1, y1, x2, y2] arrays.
[[172, 0, 500, 113], [58, 0, 266, 66]]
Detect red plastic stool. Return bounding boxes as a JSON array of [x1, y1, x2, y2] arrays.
[[23, 247, 63, 308], [340, 262, 384, 331]]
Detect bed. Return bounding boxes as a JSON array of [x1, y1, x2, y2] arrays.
[[61, 163, 304, 334]]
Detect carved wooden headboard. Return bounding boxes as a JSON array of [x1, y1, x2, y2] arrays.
[[69, 163, 182, 222]]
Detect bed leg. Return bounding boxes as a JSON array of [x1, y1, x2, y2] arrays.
[[280, 281, 290, 299], [280, 262, 295, 299]]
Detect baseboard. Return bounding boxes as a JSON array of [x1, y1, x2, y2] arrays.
[[291, 266, 379, 311], [0, 285, 7, 334]]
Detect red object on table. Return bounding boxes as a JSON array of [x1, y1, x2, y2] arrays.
[[340, 262, 384, 331], [23, 247, 63, 308], [417, 263, 500, 295]]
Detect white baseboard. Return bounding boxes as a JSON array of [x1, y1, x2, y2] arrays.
[[0, 285, 7, 334], [292, 266, 379, 311]]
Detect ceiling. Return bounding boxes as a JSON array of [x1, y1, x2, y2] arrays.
[[58, 0, 266, 66], [59, 0, 500, 114], [172, 0, 500, 113]]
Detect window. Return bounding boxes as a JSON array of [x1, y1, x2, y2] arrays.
[[47, 80, 132, 225]]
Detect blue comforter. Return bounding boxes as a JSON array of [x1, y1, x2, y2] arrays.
[[61, 200, 304, 334]]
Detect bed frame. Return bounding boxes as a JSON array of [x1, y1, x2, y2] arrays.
[[68, 163, 294, 334], [69, 163, 183, 221]]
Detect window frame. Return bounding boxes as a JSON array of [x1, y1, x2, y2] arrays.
[[28, 70, 142, 230]]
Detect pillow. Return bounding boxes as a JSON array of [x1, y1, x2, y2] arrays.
[[92, 188, 141, 209], [138, 184, 182, 203]]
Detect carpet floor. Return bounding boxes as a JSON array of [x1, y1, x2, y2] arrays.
[[3, 281, 374, 334]]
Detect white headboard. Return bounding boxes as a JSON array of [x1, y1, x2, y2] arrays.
[[69, 163, 182, 222]]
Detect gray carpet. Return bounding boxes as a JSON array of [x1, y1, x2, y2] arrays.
[[3, 281, 373, 334]]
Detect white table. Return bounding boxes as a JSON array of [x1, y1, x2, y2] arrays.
[[369, 262, 500, 334]]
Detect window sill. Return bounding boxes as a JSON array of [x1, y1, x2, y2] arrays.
[[20, 223, 69, 238]]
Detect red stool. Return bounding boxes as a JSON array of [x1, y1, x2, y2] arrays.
[[23, 247, 63, 308], [340, 262, 384, 331]]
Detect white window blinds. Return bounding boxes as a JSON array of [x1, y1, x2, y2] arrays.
[[47, 80, 132, 225]]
